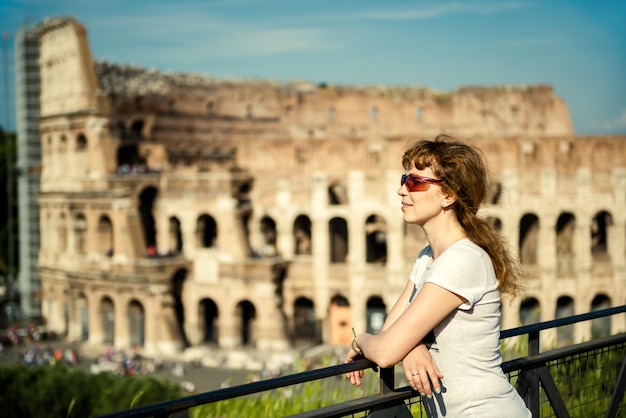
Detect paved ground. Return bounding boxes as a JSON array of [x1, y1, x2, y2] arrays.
[[0, 337, 283, 394]]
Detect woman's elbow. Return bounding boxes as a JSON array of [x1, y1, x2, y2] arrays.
[[370, 352, 400, 369]]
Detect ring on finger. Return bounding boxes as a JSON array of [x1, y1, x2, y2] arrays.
[[412, 372, 419, 376]]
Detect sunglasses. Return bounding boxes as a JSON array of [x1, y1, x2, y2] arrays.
[[401, 174, 443, 192]]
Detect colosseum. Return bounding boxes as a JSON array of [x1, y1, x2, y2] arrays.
[[18, 17, 626, 357]]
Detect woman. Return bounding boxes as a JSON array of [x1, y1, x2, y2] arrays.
[[346, 135, 530, 417]]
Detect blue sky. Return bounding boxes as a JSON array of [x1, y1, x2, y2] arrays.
[[1, 0, 625, 135]]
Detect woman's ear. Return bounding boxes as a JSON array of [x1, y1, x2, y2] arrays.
[[442, 193, 456, 209]]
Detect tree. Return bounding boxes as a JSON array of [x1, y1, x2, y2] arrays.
[[0, 127, 18, 283]]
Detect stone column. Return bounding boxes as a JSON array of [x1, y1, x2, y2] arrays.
[[114, 293, 130, 349], [88, 290, 103, 345], [311, 172, 330, 341]]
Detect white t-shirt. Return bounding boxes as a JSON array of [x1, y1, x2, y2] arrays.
[[408, 239, 531, 417]]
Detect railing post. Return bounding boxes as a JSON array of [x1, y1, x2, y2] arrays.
[[379, 366, 395, 394], [520, 330, 541, 416]]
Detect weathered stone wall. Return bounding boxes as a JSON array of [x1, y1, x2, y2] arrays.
[[35, 17, 624, 357]]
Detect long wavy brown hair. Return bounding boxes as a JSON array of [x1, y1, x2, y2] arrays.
[[402, 134, 524, 297]]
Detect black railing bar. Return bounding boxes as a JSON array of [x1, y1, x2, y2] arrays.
[[500, 305, 625, 339], [502, 332, 626, 373], [288, 388, 416, 418], [95, 359, 378, 418]]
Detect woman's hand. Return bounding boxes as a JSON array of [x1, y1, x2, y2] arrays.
[[402, 343, 443, 397], [344, 343, 365, 385]]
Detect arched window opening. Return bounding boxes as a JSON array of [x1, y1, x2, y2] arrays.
[[293, 215, 312, 255], [57, 212, 68, 253], [59, 134, 67, 152], [416, 106, 424, 121], [260, 216, 277, 257], [168, 99, 176, 114], [236, 300, 256, 346], [245, 104, 253, 119], [98, 215, 114, 257], [519, 297, 540, 326], [139, 187, 158, 256], [488, 182, 502, 205], [199, 298, 219, 344], [327, 106, 335, 119], [76, 134, 87, 151], [329, 217, 348, 263], [555, 296, 575, 347], [101, 297, 115, 345], [370, 106, 379, 120], [294, 297, 316, 346], [284, 104, 293, 117], [556, 212, 576, 278], [328, 181, 347, 205], [591, 211, 612, 258], [590, 294, 611, 338], [128, 300, 145, 347], [519, 213, 539, 266], [197, 214, 218, 249], [130, 119, 144, 138], [77, 294, 89, 341], [117, 144, 146, 174], [172, 269, 190, 349], [74, 213, 87, 254], [486, 216, 502, 233], [206, 101, 214, 115], [365, 215, 387, 265], [366, 296, 387, 334], [328, 294, 350, 345], [169, 216, 183, 255]]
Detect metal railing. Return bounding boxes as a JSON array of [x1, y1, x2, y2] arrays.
[[97, 305, 626, 418]]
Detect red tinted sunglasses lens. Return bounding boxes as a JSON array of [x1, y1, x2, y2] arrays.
[[401, 174, 429, 192]]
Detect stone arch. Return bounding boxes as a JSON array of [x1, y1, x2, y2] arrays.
[[236, 300, 256, 346], [171, 269, 190, 348], [556, 212, 576, 277], [327, 106, 335, 119], [101, 296, 115, 345], [519, 213, 539, 266], [259, 215, 278, 256], [519, 297, 540, 325], [128, 299, 145, 347], [365, 214, 387, 265], [245, 104, 253, 119], [168, 216, 183, 255], [73, 212, 87, 254], [196, 214, 218, 248], [294, 297, 316, 346], [199, 298, 219, 344], [555, 296, 575, 346], [97, 215, 114, 256], [366, 296, 387, 334], [329, 217, 348, 263], [138, 187, 158, 254], [590, 294, 611, 338], [293, 214, 312, 255], [416, 106, 424, 121]]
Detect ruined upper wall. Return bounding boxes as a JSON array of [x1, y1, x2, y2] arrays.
[[95, 61, 574, 138], [35, 16, 574, 138], [35, 17, 103, 117]]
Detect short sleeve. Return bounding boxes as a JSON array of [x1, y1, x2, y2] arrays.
[[424, 242, 498, 310]]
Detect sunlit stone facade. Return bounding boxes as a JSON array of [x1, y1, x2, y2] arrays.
[[31, 17, 625, 356]]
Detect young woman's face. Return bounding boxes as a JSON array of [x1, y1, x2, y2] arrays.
[[398, 164, 445, 226]]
